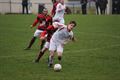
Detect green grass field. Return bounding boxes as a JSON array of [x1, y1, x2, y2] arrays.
[[0, 14, 120, 80]]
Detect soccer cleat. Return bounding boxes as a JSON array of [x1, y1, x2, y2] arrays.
[[34, 59, 39, 63], [48, 63, 53, 68], [48, 57, 53, 68], [24, 47, 31, 50]]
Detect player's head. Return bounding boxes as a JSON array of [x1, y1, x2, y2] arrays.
[[53, 0, 58, 3], [42, 8, 48, 15], [67, 21, 77, 31]]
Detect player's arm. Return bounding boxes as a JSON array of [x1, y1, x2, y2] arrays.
[[53, 22, 65, 29], [31, 15, 46, 28], [31, 19, 38, 28], [47, 25, 55, 31], [31, 16, 39, 28], [39, 25, 54, 40], [51, 2, 58, 16], [51, 5, 55, 17]]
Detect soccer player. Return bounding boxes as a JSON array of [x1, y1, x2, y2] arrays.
[[53, 0, 66, 24], [48, 21, 77, 67], [51, 0, 59, 17], [35, 25, 57, 62], [25, 8, 52, 50]]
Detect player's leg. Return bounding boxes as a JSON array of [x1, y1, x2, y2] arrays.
[[25, 37, 37, 50], [35, 47, 48, 63], [25, 29, 42, 50], [35, 42, 49, 62], [48, 40, 56, 67], [40, 39, 46, 50], [48, 50, 55, 67], [57, 44, 64, 64]]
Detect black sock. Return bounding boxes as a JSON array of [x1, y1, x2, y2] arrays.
[[27, 37, 36, 48], [58, 56, 62, 61], [40, 40, 45, 50], [36, 51, 44, 61]]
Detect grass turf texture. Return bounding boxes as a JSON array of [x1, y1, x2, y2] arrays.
[[0, 14, 120, 80]]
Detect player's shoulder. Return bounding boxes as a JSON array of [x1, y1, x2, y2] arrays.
[[54, 2, 58, 6]]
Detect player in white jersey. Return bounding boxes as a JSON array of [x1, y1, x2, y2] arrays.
[[53, 0, 66, 24], [48, 21, 77, 67]]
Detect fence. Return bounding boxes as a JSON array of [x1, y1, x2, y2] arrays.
[[0, 1, 111, 15]]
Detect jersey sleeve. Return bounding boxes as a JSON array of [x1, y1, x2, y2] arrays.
[[32, 17, 39, 27], [32, 14, 44, 27]]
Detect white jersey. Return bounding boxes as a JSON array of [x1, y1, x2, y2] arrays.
[[51, 26, 74, 44], [53, 3, 66, 24]]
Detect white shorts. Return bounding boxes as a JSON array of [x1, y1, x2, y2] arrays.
[[44, 42, 50, 49], [49, 39, 64, 53], [34, 29, 43, 37]]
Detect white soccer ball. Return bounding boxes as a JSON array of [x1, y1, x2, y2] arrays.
[[54, 64, 62, 71]]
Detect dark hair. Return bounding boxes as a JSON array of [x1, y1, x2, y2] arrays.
[[69, 21, 77, 27]]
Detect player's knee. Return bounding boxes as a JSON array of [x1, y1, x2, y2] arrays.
[[50, 51, 54, 57]]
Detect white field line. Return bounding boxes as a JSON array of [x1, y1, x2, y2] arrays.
[[0, 44, 120, 58]]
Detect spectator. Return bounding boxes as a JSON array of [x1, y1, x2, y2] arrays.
[[112, 0, 120, 14], [22, 0, 28, 14], [95, 0, 100, 15], [65, 6, 72, 14], [99, 0, 108, 15], [80, 0, 88, 15]]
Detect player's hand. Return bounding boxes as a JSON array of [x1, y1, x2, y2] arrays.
[[72, 37, 76, 42], [40, 37, 45, 40]]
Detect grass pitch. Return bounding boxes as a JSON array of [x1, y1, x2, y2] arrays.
[[0, 14, 120, 80]]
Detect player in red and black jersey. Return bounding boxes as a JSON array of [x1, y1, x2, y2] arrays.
[[39, 14, 52, 50], [35, 25, 57, 62], [45, 14, 52, 28], [25, 8, 52, 50], [51, 0, 59, 17]]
